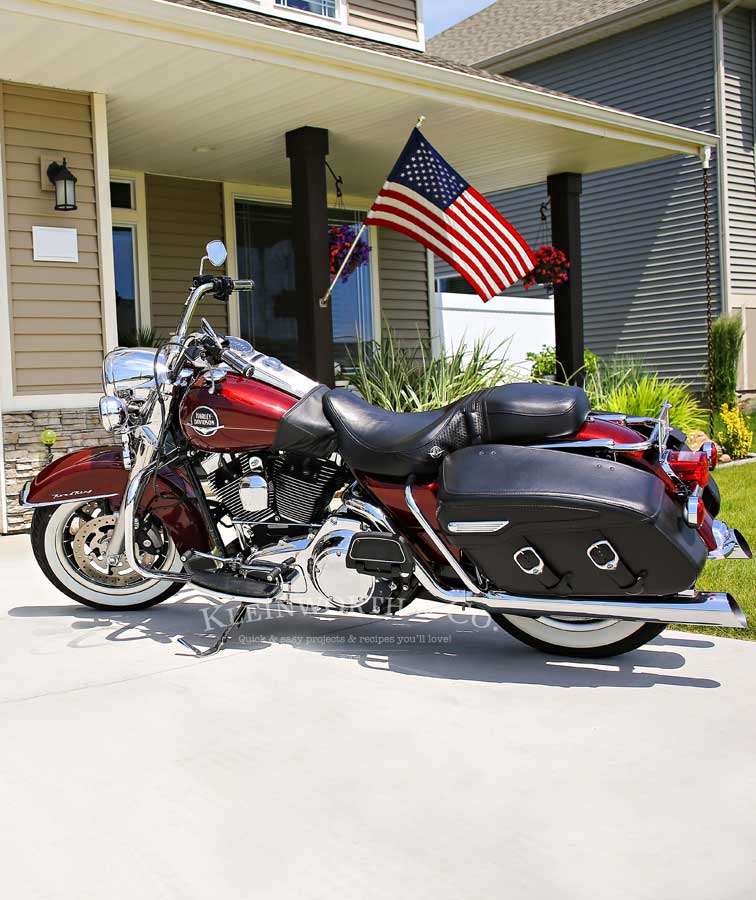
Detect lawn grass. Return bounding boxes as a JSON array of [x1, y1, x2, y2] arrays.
[[677, 461, 756, 641]]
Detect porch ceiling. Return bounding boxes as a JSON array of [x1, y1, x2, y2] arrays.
[[0, 0, 717, 200]]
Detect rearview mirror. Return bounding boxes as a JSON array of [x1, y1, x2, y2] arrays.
[[206, 240, 227, 268]]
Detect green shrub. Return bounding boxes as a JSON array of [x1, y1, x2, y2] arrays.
[[717, 403, 753, 460], [583, 356, 645, 410], [600, 374, 706, 434], [349, 333, 517, 412], [710, 313, 744, 409], [119, 326, 162, 348], [526, 344, 600, 381]]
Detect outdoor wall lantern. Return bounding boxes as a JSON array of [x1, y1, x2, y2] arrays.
[[47, 158, 77, 211]]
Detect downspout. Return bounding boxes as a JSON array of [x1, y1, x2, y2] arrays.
[[714, 0, 744, 320]]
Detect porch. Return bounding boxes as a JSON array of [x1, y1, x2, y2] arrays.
[[0, 0, 716, 531]]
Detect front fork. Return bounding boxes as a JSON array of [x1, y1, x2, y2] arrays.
[[108, 440, 190, 583]]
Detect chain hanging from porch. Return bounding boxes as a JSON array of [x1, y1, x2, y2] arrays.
[[702, 148, 715, 437], [523, 197, 569, 293], [321, 161, 370, 307], [325, 160, 344, 209]]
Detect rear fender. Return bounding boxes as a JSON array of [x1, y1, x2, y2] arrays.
[[23, 446, 210, 553]]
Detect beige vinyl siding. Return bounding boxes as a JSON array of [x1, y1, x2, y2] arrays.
[[145, 175, 228, 335], [377, 228, 429, 345], [1, 82, 104, 394], [348, 0, 418, 41]]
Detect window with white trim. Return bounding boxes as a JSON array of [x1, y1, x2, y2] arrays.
[[110, 177, 144, 345], [275, 0, 336, 18]]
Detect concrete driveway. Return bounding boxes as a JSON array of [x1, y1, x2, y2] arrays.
[[1, 533, 755, 900]]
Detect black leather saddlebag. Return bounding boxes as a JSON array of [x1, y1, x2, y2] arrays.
[[437, 445, 707, 598]]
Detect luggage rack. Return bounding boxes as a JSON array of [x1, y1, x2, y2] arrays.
[[533, 401, 671, 455]]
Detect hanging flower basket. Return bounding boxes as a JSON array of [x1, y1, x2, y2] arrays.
[[329, 224, 371, 284], [523, 245, 570, 290]]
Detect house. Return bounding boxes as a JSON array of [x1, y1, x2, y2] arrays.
[[430, 0, 756, 394], [0, 0, 715, 531]]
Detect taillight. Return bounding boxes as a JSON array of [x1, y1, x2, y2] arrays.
[[666, 450, 710, 491], [701, 441, 718, 471]]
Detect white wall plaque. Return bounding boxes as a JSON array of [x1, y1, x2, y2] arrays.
[[32, 226, 79, 263]]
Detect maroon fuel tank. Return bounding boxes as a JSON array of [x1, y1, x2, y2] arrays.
[[179, 373, 297, 452]]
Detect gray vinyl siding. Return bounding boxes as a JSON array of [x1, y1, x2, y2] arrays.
[[723, 7, 756, 293], [377, 228, 429, 345], [453, 4, 720, 388]]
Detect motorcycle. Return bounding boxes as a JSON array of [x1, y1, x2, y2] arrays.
[[23, 240, 752, 659]]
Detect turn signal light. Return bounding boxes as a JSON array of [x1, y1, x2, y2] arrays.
[[684, 495, 705, 528], [667, 450, 710, 490], [701, 441, 718, 471]]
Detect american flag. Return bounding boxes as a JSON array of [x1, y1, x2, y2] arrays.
[[365, 128, 536, 302]]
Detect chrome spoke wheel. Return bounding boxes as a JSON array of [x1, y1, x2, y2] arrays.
[[34, 501, 184, 609]]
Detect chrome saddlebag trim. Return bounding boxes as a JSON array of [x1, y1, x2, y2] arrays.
[[447, 520, 509, 534]]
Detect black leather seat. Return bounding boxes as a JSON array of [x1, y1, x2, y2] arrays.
[[322, 383, 590, 478]]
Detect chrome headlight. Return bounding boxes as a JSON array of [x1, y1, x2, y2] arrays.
[[102, 347, 168, 401], [99, 395, 128, 433]]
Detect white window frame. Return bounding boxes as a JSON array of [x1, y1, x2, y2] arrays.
[[110, 171, 151, 334], [218, 0, 424, 51], [222, 181, 381, 345]]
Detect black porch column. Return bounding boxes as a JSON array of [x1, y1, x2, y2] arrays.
[[285, 126, 333, 386], [547, 172, 584, 385]]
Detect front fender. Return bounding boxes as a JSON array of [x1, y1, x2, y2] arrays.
[[23, 446, 210, 553]]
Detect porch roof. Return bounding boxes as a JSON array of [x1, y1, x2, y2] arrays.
[[0, 0, 717, 198]]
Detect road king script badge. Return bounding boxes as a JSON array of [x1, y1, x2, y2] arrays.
[[189, 406, 222, 436]]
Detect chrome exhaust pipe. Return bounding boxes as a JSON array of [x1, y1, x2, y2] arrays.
[[413, 563, 747, 629], [708, 519, 753, 560]]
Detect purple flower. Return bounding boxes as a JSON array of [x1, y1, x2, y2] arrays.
[[329, 225, 372, 283]]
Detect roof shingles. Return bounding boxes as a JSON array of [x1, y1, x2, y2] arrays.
[[427, 0, 654, 65], [163, 0, 616, 110]]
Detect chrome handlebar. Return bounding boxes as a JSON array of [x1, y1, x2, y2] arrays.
[[175, 277, 255, 341]]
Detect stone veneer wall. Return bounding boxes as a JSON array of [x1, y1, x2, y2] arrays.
[[3, 410, 112, 532]]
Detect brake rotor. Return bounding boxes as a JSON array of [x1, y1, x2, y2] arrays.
[[70, 514, 157, 587]]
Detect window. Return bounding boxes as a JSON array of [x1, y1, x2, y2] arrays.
[[328, 208, 373, 375], [234, 200, 373, 375], [111, 174, 146, 344], [275, 0, 337, 18], [110, 180, 134, 210], [113, 226, 138, 344]]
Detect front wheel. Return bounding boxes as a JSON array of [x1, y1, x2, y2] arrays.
[[491, 613, 666, 659], [31, 501, 185, 610]]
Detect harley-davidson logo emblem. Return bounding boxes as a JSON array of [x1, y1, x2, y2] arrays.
[[189, 406, 222, 436]]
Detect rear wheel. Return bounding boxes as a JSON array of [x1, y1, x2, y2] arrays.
[[31, 501, 184, 610], [491, 613, 666, 658]]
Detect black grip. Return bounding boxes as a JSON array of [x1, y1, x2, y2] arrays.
[[220, 348, 254, 378]]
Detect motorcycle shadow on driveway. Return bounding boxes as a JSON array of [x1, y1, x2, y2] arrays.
[[9, 593, 721, 691]]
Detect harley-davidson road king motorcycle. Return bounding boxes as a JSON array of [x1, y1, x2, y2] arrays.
[[22, 241, 752, 658]]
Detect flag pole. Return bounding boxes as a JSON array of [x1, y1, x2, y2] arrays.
[[319, 115, 426, 308], [319, 222, 367, 309]]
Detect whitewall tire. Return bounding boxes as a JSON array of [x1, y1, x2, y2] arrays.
[[492, 613, 666, 658], [31, 503, 184, 610]]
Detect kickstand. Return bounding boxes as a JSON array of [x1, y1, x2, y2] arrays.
[[177, 602, 250, 658]]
